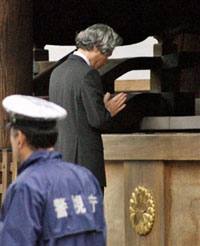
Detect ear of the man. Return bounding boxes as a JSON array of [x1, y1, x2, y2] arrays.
[[93, 46, 98, 51], [17, 130, 26, 149], [92, 46, 100, 53]]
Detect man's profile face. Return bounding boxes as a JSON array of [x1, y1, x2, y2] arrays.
[[95, 52, 109, 69], [91, 48, 110, 69]]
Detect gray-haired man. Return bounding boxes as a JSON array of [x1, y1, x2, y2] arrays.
[[49, 24, 127, 191]]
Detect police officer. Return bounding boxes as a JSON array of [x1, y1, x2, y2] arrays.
[[0, 95, 106, 246]]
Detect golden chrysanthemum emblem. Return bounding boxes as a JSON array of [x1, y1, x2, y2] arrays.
[[129, 186, 155, 235]]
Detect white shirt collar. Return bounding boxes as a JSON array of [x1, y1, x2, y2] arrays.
[[73, 51, 90, 66]]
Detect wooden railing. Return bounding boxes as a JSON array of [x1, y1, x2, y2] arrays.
[[0, 150, 18, 204]]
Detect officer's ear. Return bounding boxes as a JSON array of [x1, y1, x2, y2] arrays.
[[17, 130, 27, 149], [11, 128, 26, 149]]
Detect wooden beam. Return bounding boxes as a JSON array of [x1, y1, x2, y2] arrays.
[[141, 116, 200, 130], [37, 61, 56, 74], [115, 79, 150, 92], [102, 133, 200, 160]]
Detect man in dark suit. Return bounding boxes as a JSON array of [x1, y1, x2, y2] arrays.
[[49, 24, 126, 190]]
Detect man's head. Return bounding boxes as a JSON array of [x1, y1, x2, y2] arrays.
[[75, 24, 123, 68], [2, 95, 67, 163]]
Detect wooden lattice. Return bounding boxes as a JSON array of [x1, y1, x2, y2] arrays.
[[0, 150, 18, 205]]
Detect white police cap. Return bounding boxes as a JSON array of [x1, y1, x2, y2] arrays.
[[2, 95, 67, 127]]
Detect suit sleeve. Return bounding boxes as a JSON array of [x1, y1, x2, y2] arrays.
[[81, 69, 112, 131], [0, 184, 44, 246]]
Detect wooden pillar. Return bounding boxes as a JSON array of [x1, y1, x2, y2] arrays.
[[0, 0, 33, 148]]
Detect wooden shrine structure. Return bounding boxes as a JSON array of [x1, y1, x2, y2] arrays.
[[1, 1, 200, 245]]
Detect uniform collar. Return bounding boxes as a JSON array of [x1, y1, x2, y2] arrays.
[[18, 150, 61, 175]]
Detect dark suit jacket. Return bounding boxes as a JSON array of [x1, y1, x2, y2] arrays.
[[49, 55, 112, 186]]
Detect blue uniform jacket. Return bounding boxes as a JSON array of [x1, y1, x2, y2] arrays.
[[0, 151, 106, 246]]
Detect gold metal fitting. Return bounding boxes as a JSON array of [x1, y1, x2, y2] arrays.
[[129, 186, 155, 235]]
